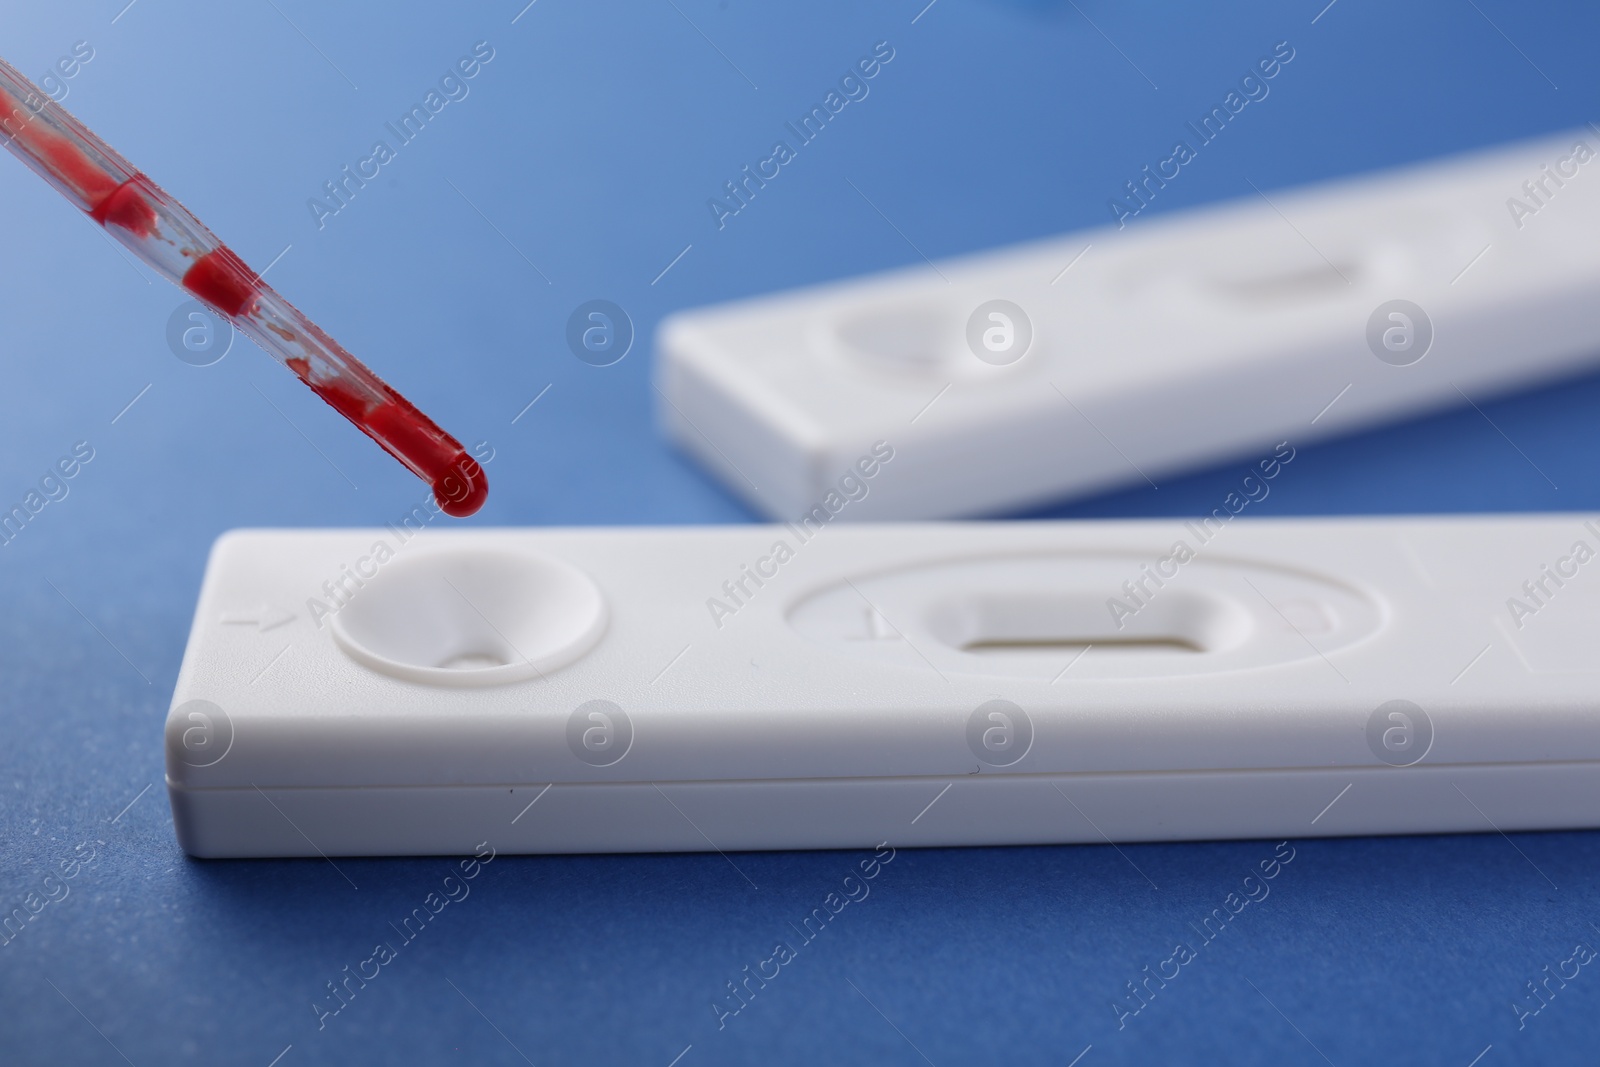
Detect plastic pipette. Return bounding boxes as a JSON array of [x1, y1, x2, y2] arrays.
[[0, 57, 487, 516]]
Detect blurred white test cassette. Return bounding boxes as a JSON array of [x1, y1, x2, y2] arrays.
[[656, 130, 1600, 519]]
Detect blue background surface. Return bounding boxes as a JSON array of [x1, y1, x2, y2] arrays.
[[3, 1, 1599, 1063]]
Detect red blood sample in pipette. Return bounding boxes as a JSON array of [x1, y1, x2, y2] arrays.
[[0, 58, 487, 516]]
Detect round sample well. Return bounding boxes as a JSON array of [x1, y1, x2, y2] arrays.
[[329, 548, 606, 686]]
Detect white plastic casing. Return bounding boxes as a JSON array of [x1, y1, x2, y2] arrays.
[[656, 130, 1600, 519], [168, 517, 1600, 857]]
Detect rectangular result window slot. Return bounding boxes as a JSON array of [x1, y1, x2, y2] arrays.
[[961, 636, 1204, 653]]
